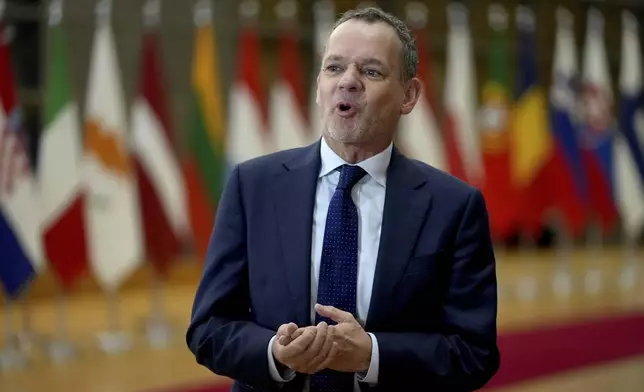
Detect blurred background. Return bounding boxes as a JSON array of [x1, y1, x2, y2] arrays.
[[0, 0, 643, 391]]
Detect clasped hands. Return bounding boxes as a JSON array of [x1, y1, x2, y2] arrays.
[[271, 304, 372, 375]]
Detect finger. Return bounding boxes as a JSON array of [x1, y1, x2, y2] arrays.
[[277, 322, 298, 338], [314, 341, 339, 372], [315, 304, 353, 324], [276, 323, 298, 345], [306, 323, 335, 373], [280, 326, 317, 360], [300, 322, 328, 365], [289, 327, 306, 342]]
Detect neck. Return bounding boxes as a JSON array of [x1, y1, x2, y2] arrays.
[[323, 135, 390, 164]]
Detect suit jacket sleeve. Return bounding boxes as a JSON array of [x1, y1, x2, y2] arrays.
[[186, 165, 278, 391], [374, 189, 500, 391]]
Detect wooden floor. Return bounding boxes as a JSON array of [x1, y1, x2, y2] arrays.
[[0, 246, 643, 392]]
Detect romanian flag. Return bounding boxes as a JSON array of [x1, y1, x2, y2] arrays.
[[510, 6, 553, 237]]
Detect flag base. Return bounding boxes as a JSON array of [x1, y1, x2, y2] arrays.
[[96, 330, 132, 354], [552, 266, 573, 298], [145, 316, 173, 349], [618, 244, 639, 290], [0, 343, 29, 371], [619, 263, 638, 290], [583, 268, 603, 295], [46, 339, 78, 363], [516, 275, 539, 302]]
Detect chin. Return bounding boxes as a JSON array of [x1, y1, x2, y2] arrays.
[[326, 126, 363, 144]]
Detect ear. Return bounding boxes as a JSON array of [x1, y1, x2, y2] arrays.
[[400, 77, 422, 115], [315, 73, 321, 106]]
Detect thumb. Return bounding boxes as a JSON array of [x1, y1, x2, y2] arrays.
[[315, 304, 353, 324]]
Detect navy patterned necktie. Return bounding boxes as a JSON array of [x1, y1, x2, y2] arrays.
[[311, 164, 367, 392]]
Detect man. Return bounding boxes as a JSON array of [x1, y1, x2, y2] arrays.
[[187, 6, 499, 392]]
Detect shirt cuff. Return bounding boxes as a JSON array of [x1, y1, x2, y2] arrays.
[[357, 332, 379, 385], [267, 335, 296, 382]]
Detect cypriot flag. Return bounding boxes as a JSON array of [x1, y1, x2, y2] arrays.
[[82, 0, 142, 292]]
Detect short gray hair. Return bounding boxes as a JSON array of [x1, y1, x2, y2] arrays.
[[329, 7, 418, 82]]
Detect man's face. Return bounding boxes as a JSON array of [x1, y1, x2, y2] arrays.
[[316, 19, 414, 145]]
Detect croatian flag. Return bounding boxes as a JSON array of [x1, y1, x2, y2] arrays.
[[0, 22, 43, 298], [0, 89, 41, 298], [615, 10, 644, 240]]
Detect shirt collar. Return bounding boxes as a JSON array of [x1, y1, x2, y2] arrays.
[[318, 137, 392, 187]]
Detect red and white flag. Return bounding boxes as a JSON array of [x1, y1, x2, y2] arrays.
[[271, 1, 314, 150], [398, 3, 446, 170], [131, 0, 189, 276], [443, 3, 482, 184], [227, 0, 272, 164]]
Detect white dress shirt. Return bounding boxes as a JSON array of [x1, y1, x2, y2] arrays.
[[267, 138, 392, 391]]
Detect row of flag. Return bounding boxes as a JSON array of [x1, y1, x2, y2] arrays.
[[398, 3, 644, 244], [0, 0, 227, 298], [0, 0, 643, 301]]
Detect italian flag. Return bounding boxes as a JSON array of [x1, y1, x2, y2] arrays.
[[39, 5, 88, 290]]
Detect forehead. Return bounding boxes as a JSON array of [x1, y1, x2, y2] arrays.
[[325, 19, 402, 65]]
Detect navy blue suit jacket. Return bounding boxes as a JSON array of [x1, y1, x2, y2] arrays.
[[186, 140, 500, 392]]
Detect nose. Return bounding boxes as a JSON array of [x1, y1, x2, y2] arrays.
[[337, 66, 363, 92]]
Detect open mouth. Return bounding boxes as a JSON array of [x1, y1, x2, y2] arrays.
[[335, 101, 357, 117]]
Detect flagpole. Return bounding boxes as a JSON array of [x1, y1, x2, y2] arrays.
[[42, 0, 80, 363], [17, 289, 40, 358], [493, 238, 509, 300], [137, 0, 172, 350], [0, 297, 28, 370], [146, 267, 172, 349], [618, 236, 639, 291], [552, 215, 574, 298], [516, 230, 539, 302], [46, 285, 77, 363], [583, 221, 604, 295], [88, 0, 131, 356], [96, 287, 132, 354]]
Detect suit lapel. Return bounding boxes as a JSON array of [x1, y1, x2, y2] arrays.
[[273, 142, 321, 327], [366, 147, 432, 329]]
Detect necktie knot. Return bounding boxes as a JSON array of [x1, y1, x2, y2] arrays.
[[337, 164, 367, 190]]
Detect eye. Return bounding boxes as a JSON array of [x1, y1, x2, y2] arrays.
[[325, 65, 342, 73], [364, 69, 381, 78]]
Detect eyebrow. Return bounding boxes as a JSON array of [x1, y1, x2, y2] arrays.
[[324, 54, 387, 68]]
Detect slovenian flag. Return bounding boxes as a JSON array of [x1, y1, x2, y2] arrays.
[[547, 7, 588, 237], [578, 8, 618, 233]]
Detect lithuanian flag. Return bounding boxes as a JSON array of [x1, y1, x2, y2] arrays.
[[183, 1, 226, 259]]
